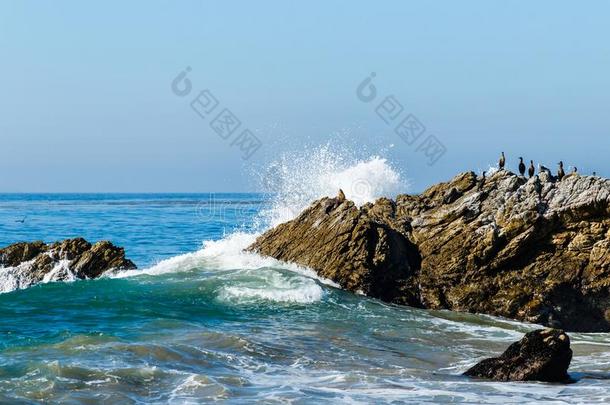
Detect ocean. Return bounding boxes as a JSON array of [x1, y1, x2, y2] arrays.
[[1, 155, 610, 403]]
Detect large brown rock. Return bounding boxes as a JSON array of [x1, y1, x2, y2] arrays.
[[71, 241, 135, 279], [248, 196, 421, 304], [249, 170, 610, 332], [0, 241, 48, 267], [0, 238, 136, 292], [464, 328, 572, 382]]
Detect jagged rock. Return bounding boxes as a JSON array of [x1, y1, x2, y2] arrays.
[[249, 170, 610, 332], [337, 188, 346, 202], [71, 241, 135, 279], [464, 328, 572, 382], [248, 195, 421, 304], [0, 238, 136, 292], [0, 241, 48, 267]]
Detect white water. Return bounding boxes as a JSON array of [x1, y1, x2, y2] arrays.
[[1, 146, 405, 301], [3, 152, 610, 402], [257, 145, 405, 227], [109, 146, 406, 304], [216, 269, 325, 304], [0, 257, 76, 293]]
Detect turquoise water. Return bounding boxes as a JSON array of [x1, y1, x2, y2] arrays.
[[1, 194, 610, 404]]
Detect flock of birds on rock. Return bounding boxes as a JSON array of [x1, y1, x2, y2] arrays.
[[492, 151, 594, 181]]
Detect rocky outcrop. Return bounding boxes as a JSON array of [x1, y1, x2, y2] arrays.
[[464, 328, 572, 382], [249, 170, 610, 332], [248, 195, 421, 304], [0, 238, 136, 292]]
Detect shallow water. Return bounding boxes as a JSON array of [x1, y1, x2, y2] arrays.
[[1, 193, 609, 404]]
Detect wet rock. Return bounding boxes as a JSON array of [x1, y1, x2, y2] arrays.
[[464, 329, 572, 382], [249, 170, 610, 332], [0, 238, 136, 292], [71, 241, 135, 279], [248, 196, 421, 304], [0, 241, 48, 267]]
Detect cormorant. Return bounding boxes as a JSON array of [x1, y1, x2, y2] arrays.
[[337, 189, 346, 202], [572, 167, 578, 174], [557, 161, 565, 181], [593, 171, 597, 176], [15, 216, 26, 224], [528, 160, 535, 178], [539, 164, 551, 175], [518, 157, 526, 176], [499, 152, 506, 170]]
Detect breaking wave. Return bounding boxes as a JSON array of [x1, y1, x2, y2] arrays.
[[256, 144, 406, 227], [109, 145, 405, 303], [1, 144, 404, 303]]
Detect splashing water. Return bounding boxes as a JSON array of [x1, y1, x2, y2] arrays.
[[2, 168, 610, 403], [1, 144, 402, 304], [108, 144, 404, 303], [256, 145, 406, 227]]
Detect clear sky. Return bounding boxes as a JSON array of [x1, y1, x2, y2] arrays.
[[1, 1, 609, 192]]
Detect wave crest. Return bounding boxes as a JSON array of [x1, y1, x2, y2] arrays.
[[110, 145, 402, 305], [216, 269, 324, 304], [257, 145, 405, 227]]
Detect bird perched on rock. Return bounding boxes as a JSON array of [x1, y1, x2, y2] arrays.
[[528, 160, 535, 178], [518, 157, 526, 176], [499, 152, 506, 170], [557, 161, 565, 181], [539, 165, 551, 175], [572, 167, 578, 174], [337, 189, 346, 202]]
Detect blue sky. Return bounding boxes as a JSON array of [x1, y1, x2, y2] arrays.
[[1, 1, 609, 192]]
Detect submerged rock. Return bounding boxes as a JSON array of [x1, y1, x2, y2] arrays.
[[0, 238, 136, 292], [464, 328, 572, 382], [249, 170, 610, 332]]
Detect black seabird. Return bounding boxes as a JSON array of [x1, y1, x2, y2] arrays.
[[499, 152, 506, 170], [557, 161, 565, 181], [518, 157, 526, 176]]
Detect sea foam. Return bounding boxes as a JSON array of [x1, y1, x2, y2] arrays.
[[256, 145, 405, 227], [80, 146, 405, 304]]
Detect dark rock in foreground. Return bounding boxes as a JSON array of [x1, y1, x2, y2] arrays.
[[464, 328, 572, 382], [0, 238, 136, 292], [249, 170, 610, 332]]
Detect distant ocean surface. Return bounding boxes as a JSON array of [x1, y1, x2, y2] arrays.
[[1, 154, 610, 403]]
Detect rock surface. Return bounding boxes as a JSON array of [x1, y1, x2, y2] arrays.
[[0, 238, 136, 292], [249, 170, 610, 332], [464, 328, 572, 382]]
